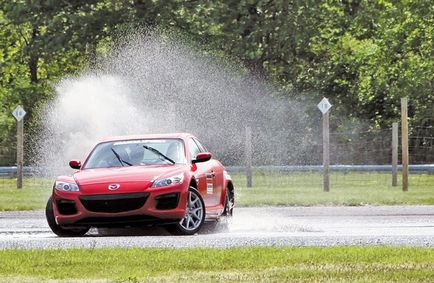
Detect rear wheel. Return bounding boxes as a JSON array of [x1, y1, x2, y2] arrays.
[[45, 197, 89, 237], [167, 187, 205, 235], [223, 189, 234, 217], [202, 189, 234, 233], [216, 191, 234, 231]]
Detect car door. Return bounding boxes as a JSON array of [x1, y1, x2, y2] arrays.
[[192, 138, 223, 207], [188, 138, 208, 200], [188, 138, 219, 206]]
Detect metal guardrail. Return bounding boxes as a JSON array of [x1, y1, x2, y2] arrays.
[[0, 164, 433, 177], [0, 166, 42, 177]]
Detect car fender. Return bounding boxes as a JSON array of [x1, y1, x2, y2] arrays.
[[219, 170, 234, 205]]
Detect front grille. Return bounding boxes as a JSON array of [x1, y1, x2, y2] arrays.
[[57, 199, 77, 215], [79, 192, 149, 213]]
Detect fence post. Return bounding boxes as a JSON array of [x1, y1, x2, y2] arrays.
[[401, 97, 409, 191], [168, 102, 176, 131], [392, 122, 398, 186], [245, 126, 252, 188]]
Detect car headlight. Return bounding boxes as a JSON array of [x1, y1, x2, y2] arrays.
[[152, 173, 184, 188], [55, 181, 80, 192]]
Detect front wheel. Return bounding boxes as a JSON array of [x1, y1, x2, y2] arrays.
[[45, 197, 89, 237], [167, 187, 205, 235]]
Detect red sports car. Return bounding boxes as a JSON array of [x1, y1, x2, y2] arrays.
[[46, 133, 235, 236]]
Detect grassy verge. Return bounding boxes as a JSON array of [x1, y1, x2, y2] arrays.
[[0, 247, 433, 282], [0, 188, 51, 211], [233, 172, 434, 206], [0, 172, 433, 211], [0, 177, 51, 211]]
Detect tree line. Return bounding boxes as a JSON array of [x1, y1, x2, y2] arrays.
[[0, 0, 433, 150]]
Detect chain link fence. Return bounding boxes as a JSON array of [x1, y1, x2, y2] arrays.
[[0, 121, 433, 191]]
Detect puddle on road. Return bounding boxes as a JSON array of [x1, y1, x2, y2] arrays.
[[0, 209, 321, 238]]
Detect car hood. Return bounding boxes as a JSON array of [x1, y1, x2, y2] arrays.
[[73, 165, 186, 194]]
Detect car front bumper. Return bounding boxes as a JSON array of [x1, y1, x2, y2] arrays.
[[52, 182, 189, 227]]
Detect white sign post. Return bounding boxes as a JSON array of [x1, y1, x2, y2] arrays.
[[317, 98, 332, 192], [12, 106, 26, 189], [12, 106, 26, 122], [317, 97, 332, 115]]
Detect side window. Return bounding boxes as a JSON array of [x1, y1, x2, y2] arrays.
[[188, 138, 201, 160], [193, 138, 207, 152]]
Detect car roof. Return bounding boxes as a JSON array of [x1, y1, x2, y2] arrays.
[[98, 133, 195, 143]]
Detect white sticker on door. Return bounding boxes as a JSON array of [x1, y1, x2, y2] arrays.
[[207, 183, 213, 194]]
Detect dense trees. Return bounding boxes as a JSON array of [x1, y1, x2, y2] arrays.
[[0, 0, 433, 148], [310, 0, 434, 128], [184, 0, 433, 127]]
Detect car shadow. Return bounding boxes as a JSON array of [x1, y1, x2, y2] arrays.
[[90, 221, 229, 237]]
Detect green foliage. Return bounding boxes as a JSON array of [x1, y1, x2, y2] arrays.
[[0, 0, 432, 149], [308, 0, 434, 128]]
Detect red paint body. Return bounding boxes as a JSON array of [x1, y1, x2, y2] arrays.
[[50, 133, 234, 228]]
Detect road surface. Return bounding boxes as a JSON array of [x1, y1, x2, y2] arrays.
[[0, 206, 433, 249]]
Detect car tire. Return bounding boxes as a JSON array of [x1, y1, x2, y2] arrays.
[[214, 191, 234, 232], [223, 189, 234, 217], [167, 187, 205, 235], [45, 197, 89, 237]]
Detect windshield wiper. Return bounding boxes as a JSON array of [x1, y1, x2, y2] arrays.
[[111, 148, 132, 166], [143, 145, 175, 164]]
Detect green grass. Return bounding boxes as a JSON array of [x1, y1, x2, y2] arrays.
[[0, 172, 433, 211], [0, 178, 52, 211], [0, 247, 433, 282], [233, 171, 434, 206]]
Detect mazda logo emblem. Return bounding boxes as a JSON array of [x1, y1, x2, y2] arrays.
[[108, 184, 120, 190]]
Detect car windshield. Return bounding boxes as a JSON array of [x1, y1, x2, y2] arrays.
[[84, 139, 186, 169]]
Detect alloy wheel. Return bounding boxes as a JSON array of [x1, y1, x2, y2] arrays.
[[179, 189, 204, 231]]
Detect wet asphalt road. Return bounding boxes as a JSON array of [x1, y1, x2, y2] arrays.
[[0, 206, 433, 249]]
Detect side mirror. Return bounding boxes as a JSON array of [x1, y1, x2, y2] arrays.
[[69, 160, 81, 169], [192, 152, 212, 164]]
